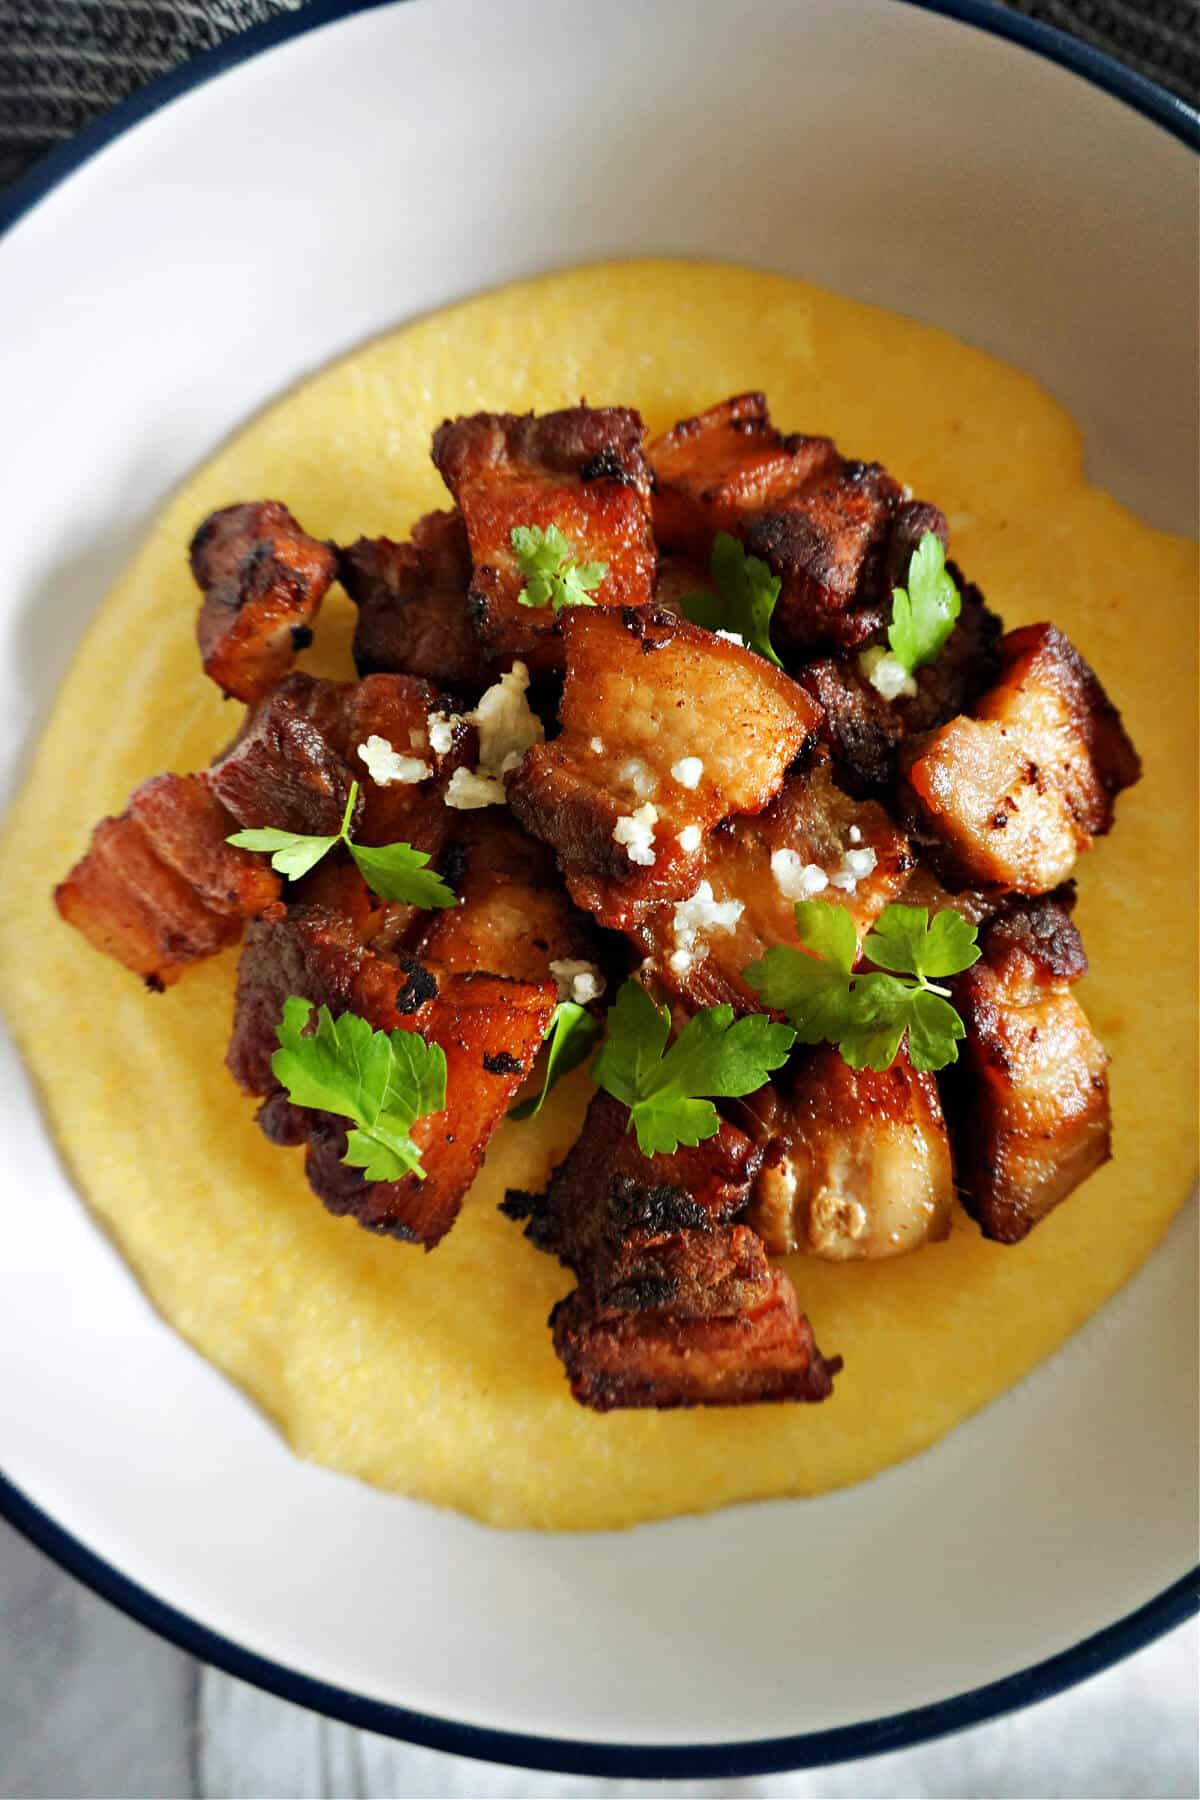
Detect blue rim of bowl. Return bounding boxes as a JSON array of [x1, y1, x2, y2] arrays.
[[0, 0, 1196, 1777]]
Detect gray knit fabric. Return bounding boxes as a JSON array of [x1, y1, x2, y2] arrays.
[[0, 0, 1196, 193]]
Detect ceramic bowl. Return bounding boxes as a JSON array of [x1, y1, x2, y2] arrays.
[[0, 0, 1195, 1776]]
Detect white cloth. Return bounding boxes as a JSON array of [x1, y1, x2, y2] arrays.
[[196, 1625, 1199, 1800], [1, 1518, 1196, 1799]]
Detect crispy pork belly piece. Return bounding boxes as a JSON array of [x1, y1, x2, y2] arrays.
[[744, 1046, 954, 1259], [944, 891, 1110, 1243], [505, 1092, 839, 1409], [550, 1281, 835, 1412], [743, 461, 913, 654], [647, 393, 948, 653], [227, 904, 431, 1099], [340, 510, 488, 695], [209, 673, 355, 838], [649, 393, 838, 557], [409, 813, 599, 985], [230, 903, 553, 1246], [190, 501, 337, 703], [336, 672, 473, 851], [55, 773, 280, 988], [208, 670, 471, 855], [622, 759, 911, 1011], [305, 970, 553, 1244], [800, 572, 1003, 796], [903, 624, 1141, 893], [509, 604, 820, 904], [431, 406, 656, 668]]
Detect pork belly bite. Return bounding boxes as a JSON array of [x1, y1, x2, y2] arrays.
[[190, 501, 337, 703], [209, 670, 471, 856], [504, 1092, 839, 1409], [509, 604, 820, 907], [431, 405, 656, 669], [903, 624, 1141, 893], [307, 970, 553, 1245], [647, 393, 948, 654], [339, 509, 488, 696], [623, 759, 911, 1011], [55, 772, 280, 988], [230, 903, 553, 1246], [409, 813, 601, 987], [943, 891, 1111, 1244], [648, 392, 838, 555], [744, 1046, 954, 1259], [800, 571, 1003, 796], [209, 672, 355, 837]]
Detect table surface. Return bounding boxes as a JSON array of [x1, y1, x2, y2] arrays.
[[1, 4, 1197, 1796]]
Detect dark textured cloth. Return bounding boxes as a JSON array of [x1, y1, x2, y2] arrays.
[[0, 0, 1196, 193]]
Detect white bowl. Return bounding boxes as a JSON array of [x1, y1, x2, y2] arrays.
[[1, 0, 1196, 1777]]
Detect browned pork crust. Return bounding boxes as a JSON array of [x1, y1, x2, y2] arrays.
[[621, 759, 911, 1011], [340, 510, 488, 695], [944, 889, 1111, 1242], [431, 405, 657, 669], [409, 812, 602, 987], [209, 669, 473, 855], [191, 501, 337, 702], [230, 903, 554, 1246], [799, 571, 1003, 795], [509, 604, 820, 906], [54, 773, 281, 988], [647, 393, 949, 654], [504, 1092, 840, 1409], [904, 623, 1141, 892]]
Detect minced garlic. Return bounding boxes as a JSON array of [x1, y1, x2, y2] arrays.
[[357, 736, 430, 786], [613, 803, 659, 866]]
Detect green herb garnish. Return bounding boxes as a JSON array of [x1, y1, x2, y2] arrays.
[[592, 978, 794, 1156], [744, 901, 979, 1073], [271, 995, 447, 1182], [227, 781, 455, 908], [681, 531, 783, 666], [887, 531, 961, 675], [511, 524, 607, 611], [509, 1001, 602, 1121]]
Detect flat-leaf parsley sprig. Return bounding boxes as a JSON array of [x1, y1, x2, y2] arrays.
[[745, 901, 980, 1073], [593, 978, 795, 1156], [511, 524, 607, 612], [887, 531, 961, 676], [509, 1001, 602, 1121], [227, 780, 455, 908], [681, 531, 783, 667], [272, 996, 447, 1182]]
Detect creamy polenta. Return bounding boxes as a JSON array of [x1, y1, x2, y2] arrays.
[[1, 261, 1194, 1530]]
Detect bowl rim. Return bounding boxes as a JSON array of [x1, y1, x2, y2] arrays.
[[0, 0, 1196, 1777]]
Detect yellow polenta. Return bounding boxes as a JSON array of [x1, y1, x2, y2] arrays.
[[1, 262, 1194, 1532]]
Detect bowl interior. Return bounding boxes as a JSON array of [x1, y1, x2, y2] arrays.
[[0, 0, 1195, 1762]]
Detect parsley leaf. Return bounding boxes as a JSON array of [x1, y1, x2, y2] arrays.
[[511, 524, 606, 611], [224, 825, 339, 883], [509, 1001, 602, 1121], [593, 979, 794, 1156], [347, 842, 455, 908], [744, 898, 858, 1046], [680, 532, 783, 667], [862, 903, 981, 981], [271, 995, 447, 1181], [887, 531, 961, 676], [227, 780, 455, 909], [744, 900, 978, 1073]]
